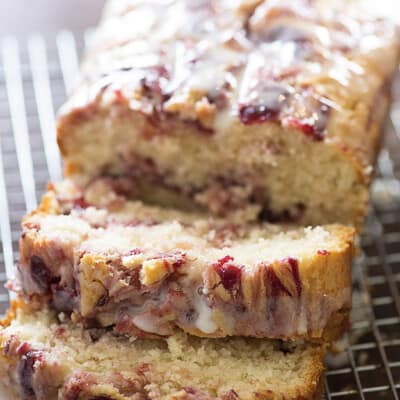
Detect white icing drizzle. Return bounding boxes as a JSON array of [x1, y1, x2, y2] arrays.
[[132, 313, 163, 334], [61, 0, 398, 139], [193, 290, 217, 334]]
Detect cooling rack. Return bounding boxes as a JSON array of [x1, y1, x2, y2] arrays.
[[0, 32, 399, 399]]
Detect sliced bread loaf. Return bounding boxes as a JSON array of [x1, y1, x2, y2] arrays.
[[15, 178, 354, 341], [0, 301, 325, 400]]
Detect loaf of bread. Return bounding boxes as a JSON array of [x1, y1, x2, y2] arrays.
[[0, 301, 325, 400], [57, 0, 400, 228], [15, 178, 354, 341]]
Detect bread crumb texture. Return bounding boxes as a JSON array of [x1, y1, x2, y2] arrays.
[[0, 306, 325, 399]]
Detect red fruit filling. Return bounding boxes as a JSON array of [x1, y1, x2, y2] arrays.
[[114, 89, 125, 102], [72, 196, 90, 210], [239, 104, 280, 125], [259, 203, 305, 223], [285, 257, 302, 297], [239, 83, 289, 125], [151, 251, 187, 270], [285, 103, 329, 141], [17, 349, 45, 397], [317, 249, 329, 256], [30, 255, 52, 293], [264, 258, 302, 299], [126, 248, 142, 256], [213, 255, 243, 291], [265, 267, 291, 298]]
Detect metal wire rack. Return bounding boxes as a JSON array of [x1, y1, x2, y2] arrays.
[[0, 32, 399, 399]]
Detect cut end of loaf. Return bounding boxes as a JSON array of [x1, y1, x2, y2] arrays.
[[58, 111, 370, 229]]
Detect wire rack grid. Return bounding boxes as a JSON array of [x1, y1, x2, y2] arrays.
[[0, 32, 400, 400]]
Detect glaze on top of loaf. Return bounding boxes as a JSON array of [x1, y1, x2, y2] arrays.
[[62, 0, 399, 142]]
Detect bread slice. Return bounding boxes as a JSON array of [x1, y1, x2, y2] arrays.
[[15, 178, 354, 341], [0, 301, 325, 400], [57, 0, 400, 229]]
